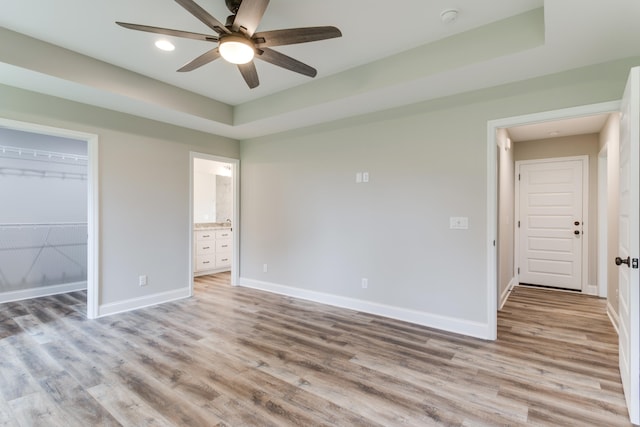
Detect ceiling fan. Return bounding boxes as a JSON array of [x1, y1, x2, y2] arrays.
[[116, 0, 342, 89]]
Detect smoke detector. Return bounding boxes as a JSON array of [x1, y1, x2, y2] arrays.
[[440, 9, 459, 24]]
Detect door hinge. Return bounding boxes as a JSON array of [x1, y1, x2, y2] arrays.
[[518, 220, 520, 228], [493, 240, 496, 247], [518, 174, 521, 181], [518, 267, 520, 274], [633, 258, 639, 269]]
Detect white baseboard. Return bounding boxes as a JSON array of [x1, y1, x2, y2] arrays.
[[584, 284, 598, 296], [499, 276, 517, 311], [607, 301, 620, 335], [98, 287, 191, 318], [0, 281, 87, 304], [239, 278, 490, 339]]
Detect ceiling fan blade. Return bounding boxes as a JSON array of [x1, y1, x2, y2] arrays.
[[257, 48, 317, 78], [237, 62, 259, 89], [232, 0, 269, 36], [116, 22, 217, 42], [178, 48, 221, 72], [174, 0, 230, 34], [254, 26, 342, 47]]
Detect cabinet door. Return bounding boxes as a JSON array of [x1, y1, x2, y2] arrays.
[[196, 255, 216, 271], [216, 253, 231, 268], [196, 230, 215, 241], [216, 239, 232, 253], [196, 241, 215, 255], [215, 229, 232, 239]]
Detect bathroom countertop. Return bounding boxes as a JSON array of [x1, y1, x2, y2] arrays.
[[194, 222, 232, 230]]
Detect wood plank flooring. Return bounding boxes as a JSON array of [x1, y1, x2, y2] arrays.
[[0, 275, 631, 426]]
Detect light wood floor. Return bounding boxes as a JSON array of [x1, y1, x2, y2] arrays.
[[0, 275, 631, 426]]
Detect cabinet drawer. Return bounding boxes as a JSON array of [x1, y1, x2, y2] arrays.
[[216, 253, 231, 268], [195, 230, 215, 241], [195, 255, 216, 270], [196, 242, 215, 255], [216, 239, 232, 253], [215, 229, 232, 239]]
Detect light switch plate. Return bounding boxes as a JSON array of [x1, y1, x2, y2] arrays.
[[450, 217, 469, 229]]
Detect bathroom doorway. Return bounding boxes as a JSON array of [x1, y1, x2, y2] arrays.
[[189, 152, 239, 293]]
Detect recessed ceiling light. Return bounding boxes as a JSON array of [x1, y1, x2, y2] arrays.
[[440, 9, 459, 24], [155, 39, 175, 52]]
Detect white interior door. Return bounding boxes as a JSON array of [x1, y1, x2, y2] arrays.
[[518, 159, 584, 290], [617, 67, 639, 425]]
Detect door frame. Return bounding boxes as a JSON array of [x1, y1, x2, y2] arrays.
[[0, 117, 100, 319], [486, 100, 620, 340], [598, 145, 609, 298], [514, 156, 590, 292], [188, 152, 240, 293]]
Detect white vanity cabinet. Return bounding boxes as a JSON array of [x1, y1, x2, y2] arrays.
[[214, 229, 232, 269], [194, 227, 232, 275]]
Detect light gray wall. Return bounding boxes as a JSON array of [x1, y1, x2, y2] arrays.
[[240, 57, 639, 328], [600, 113, 620, 317], [0, 84, 239, 307], [2, 56, 638, 330], [0, 129, 87, 223], [513, 134, 599, 291], [0, 157, 87, 223], [497, 129, 515, 306]]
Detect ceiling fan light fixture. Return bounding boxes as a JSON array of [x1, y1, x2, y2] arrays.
[[219, 35, 255, 64], [116, 0, 343, 88]]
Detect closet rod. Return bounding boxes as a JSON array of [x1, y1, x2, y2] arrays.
[[0, 144, 87, 163]]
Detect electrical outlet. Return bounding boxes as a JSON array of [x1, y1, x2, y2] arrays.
[[263, 264, 268, 273], [361, 278, 368, 289], [139, 275, 148, 286], [449, 217, 469, 229]]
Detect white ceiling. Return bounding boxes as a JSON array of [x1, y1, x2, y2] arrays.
[[0, 0, 542, 105], [508, 113, 613, 142], [1, 0, 640, 139]]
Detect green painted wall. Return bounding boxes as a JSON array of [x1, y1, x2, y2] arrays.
[[240, 57, 639, 330]]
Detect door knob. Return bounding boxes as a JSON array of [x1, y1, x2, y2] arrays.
[[615, 256, 630, 267], [574, 230, 580, 235], [574, 221, 580, 226]]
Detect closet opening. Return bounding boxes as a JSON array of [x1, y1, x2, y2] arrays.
[[0, 118, 98, 318]]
